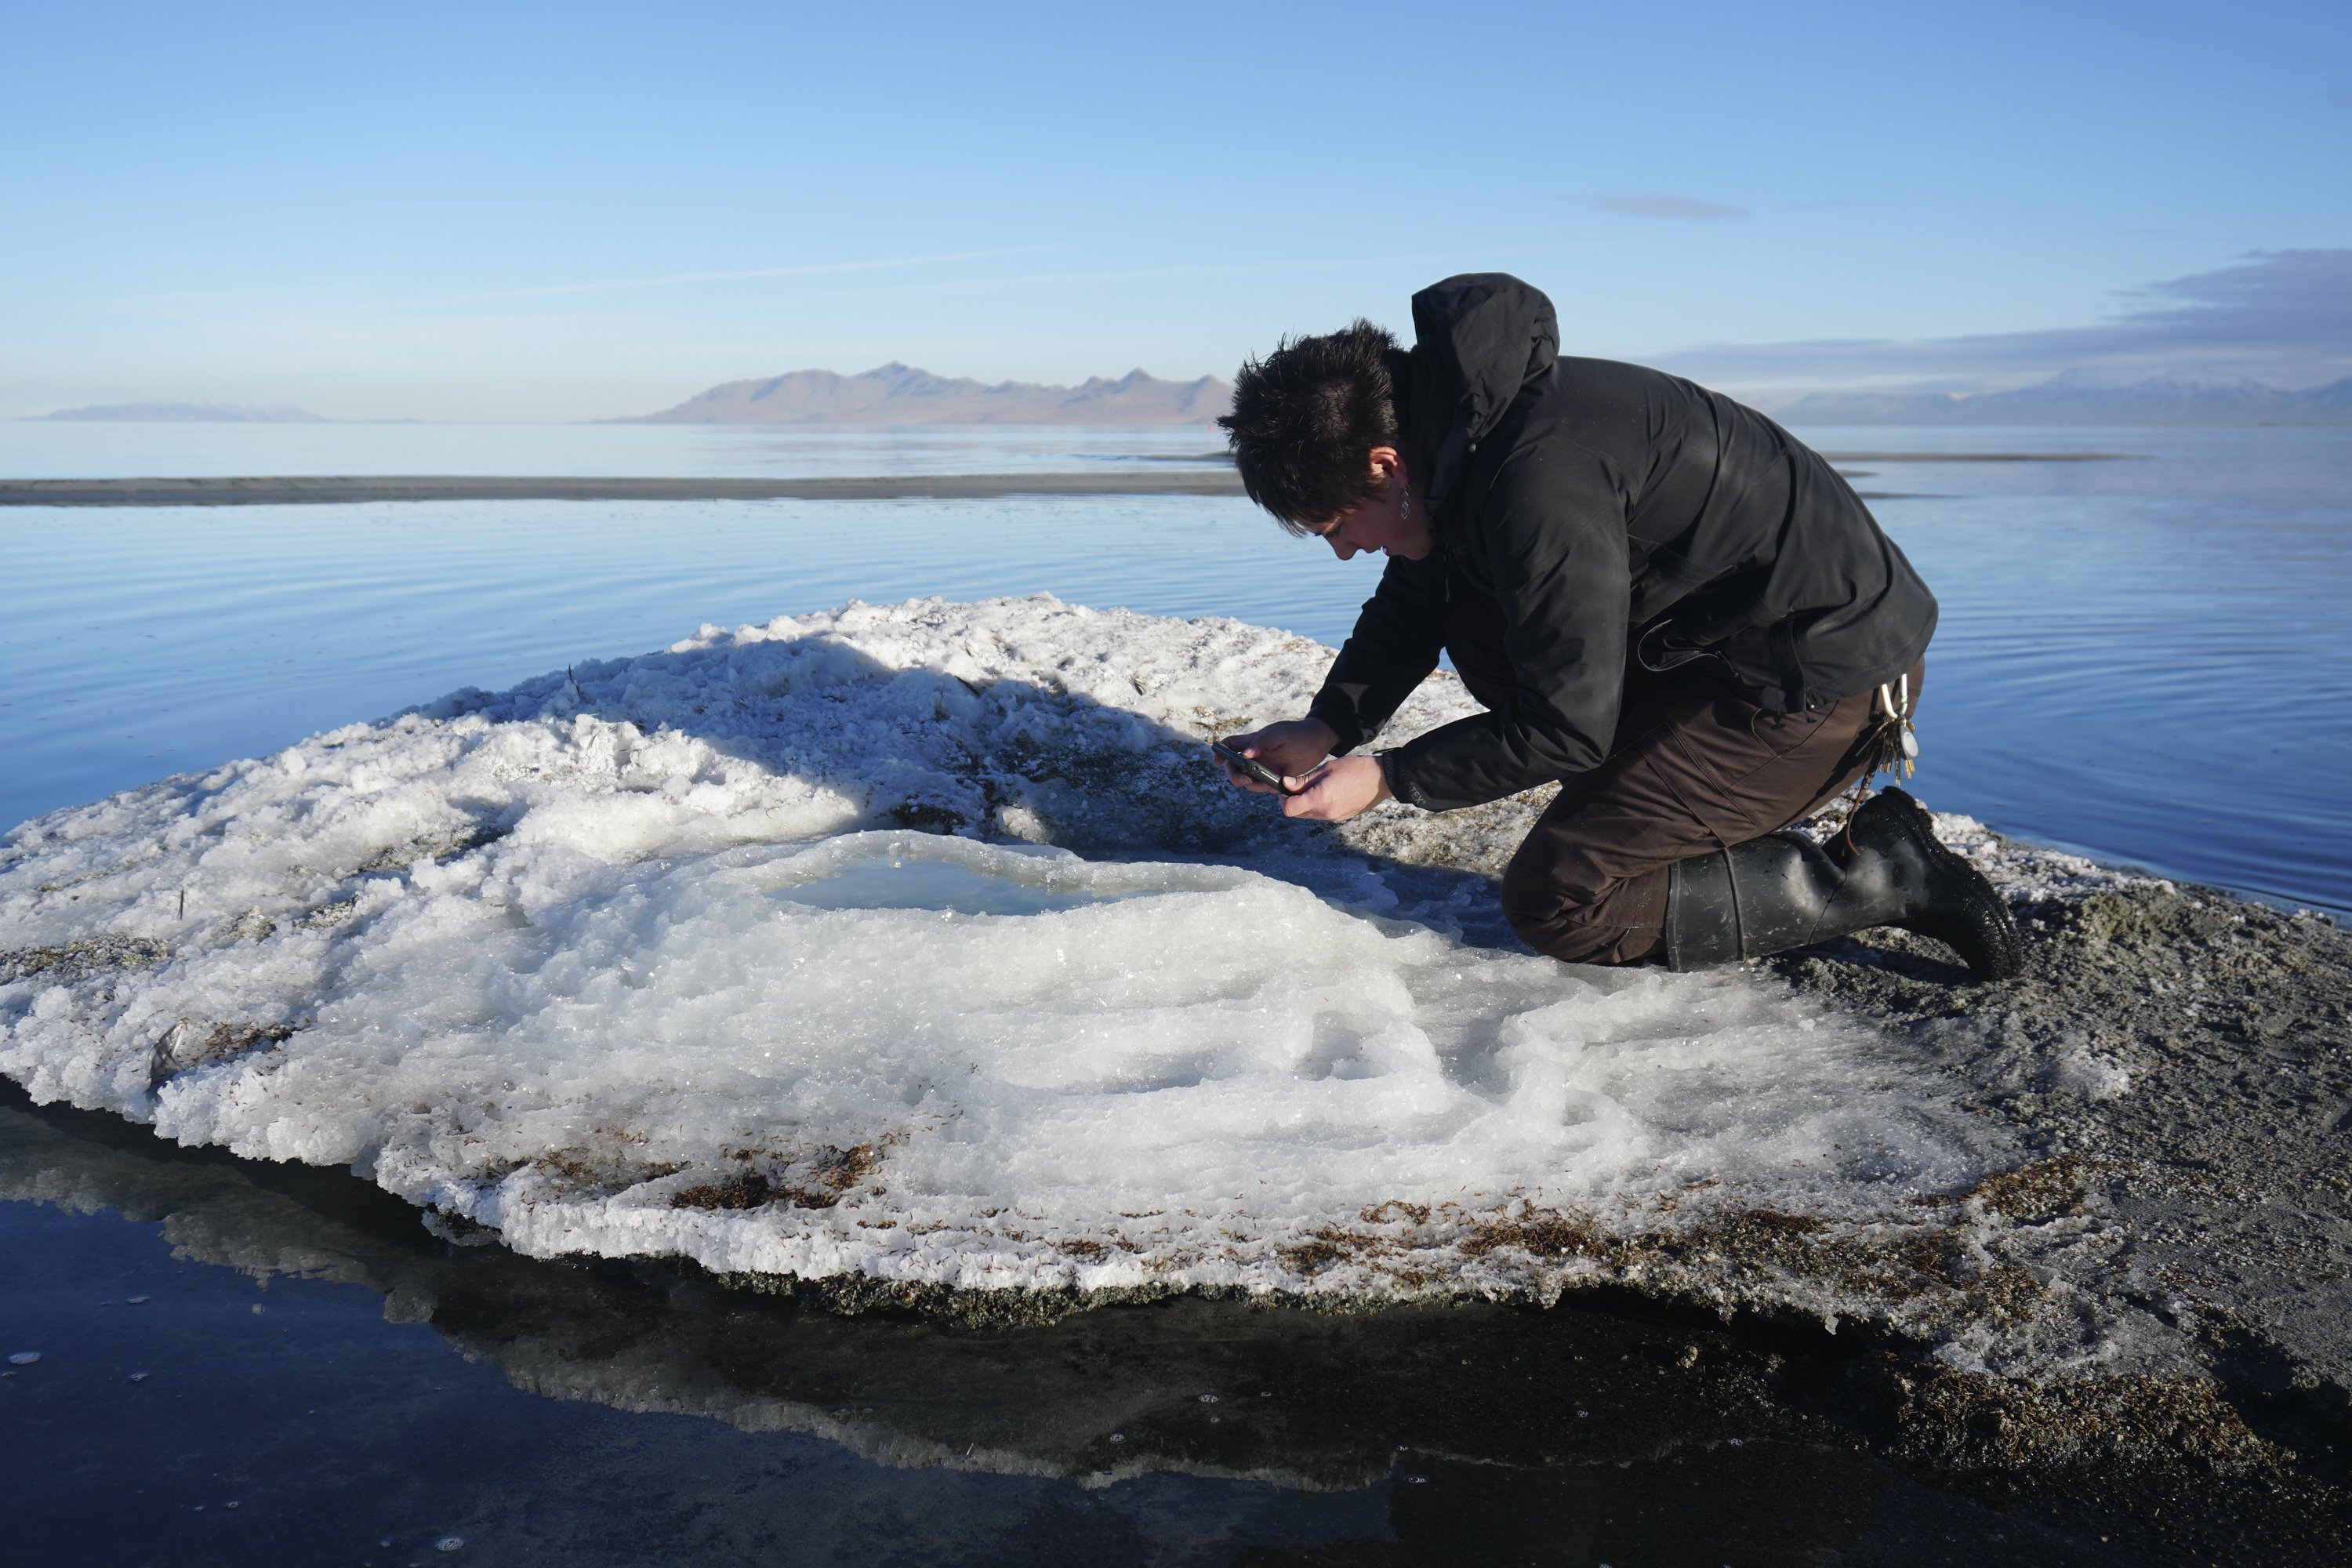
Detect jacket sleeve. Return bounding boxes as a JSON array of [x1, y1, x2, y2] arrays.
[[1306, 550, 1450, 753], [1380, 445, 1629, 811]]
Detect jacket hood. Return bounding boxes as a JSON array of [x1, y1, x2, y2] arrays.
[[1403, 274, 1560, 517]]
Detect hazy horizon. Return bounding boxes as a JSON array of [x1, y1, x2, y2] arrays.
[[27, 344, 2352, 430]]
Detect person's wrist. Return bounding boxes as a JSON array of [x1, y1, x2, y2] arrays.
[[1370, 753, 1394, 804]]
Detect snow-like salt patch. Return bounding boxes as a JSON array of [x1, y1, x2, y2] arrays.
[[2053, 1048, 2135, 1101], [1, 596, 2005, 1301]]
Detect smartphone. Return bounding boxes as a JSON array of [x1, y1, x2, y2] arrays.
[[1212, 739, 1299, 797]]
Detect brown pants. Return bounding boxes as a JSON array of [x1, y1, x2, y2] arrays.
[[1443, 592, 1915, 966]]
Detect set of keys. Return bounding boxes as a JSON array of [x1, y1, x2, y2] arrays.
[[1871, 672, 1920, 780]]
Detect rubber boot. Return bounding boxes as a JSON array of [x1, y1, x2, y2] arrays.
[[1663, 787, 2023, 981]]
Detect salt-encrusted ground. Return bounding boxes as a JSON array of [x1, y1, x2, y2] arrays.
[[3, 596, 2347, 1473]]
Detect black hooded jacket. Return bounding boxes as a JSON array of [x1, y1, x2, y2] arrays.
[[1306, 274, 1938, 813]]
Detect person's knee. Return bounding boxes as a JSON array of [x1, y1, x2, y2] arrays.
[[1501, 855, 1665, 967], [1510, 908, 1639, 964], [1498, 855, 1555, 937], [1501, 859, 1613, 964]]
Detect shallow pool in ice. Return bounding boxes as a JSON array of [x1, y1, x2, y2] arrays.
[[0, 597, 2005, 1304], [769, 842, 1156, 916]]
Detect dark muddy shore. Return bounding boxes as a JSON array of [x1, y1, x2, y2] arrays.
[[0, 467, 1946, 507], [6, 1076, 2348, 1564], [1342, 788, 2352, 1479], [1775, 878, 2352, 1471]]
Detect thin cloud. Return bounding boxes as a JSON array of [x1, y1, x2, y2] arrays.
[[502, 246, 1054, 299], [1654, 249, 2352, 390], [1579, 193, 1748, 220], [844, 250, 1577, 299]]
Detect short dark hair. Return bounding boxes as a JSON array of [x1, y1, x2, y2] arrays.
[[1218, 320, 1401, 535]]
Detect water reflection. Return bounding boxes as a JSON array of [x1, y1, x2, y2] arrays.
[[0, 1084, 2192, 1565]]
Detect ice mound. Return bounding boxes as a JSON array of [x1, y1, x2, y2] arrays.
[[1, 596, 2005, 1307]]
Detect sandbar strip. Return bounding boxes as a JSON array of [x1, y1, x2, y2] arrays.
[[0, 470, 1247, 507], [1814, 451, 2136, 463]]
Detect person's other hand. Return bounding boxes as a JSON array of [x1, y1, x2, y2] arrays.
[[1217, 718, 1338, 793], [1281, 753, 1392, 822]]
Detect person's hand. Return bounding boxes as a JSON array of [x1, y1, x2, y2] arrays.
[[1280, 753, 1392, 822], [1216, 718, 1338, 794]]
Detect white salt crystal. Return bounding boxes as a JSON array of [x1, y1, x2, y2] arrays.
[[0, 597, 2002, 1303]]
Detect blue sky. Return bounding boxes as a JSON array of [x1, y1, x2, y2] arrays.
[[3, 0, 2346, 419]]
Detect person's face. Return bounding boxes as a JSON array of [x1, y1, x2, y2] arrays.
[[1308, 447, 1432, 562]]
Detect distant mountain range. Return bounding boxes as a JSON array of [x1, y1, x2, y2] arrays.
[[32, 401, 329, 423], [1771, 372, 2352, 426], [615, 363, 1233, 425], [30, 368, 2347, 430]]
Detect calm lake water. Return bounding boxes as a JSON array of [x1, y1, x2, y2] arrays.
[[3, 422, 2347, 915], [0, 419, 1225, 478], [2, 421, 2347, 1564]]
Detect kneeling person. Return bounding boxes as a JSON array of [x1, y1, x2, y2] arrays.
[[1215, 273, 2020, 982]]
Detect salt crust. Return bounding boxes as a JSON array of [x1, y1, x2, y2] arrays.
[[2, 596, 2012, 1307]]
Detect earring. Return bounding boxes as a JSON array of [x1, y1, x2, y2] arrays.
[[1400, 487, 1412, 523]]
